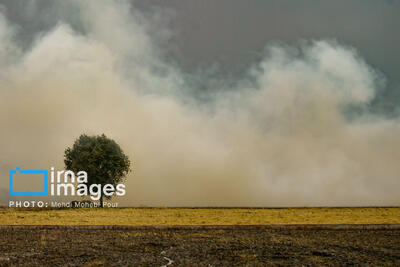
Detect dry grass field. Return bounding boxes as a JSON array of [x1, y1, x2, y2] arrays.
[[1, 207, 399, 225], [1, 208, 400, 265]]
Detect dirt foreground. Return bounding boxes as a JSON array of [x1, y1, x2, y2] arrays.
[[0, 226, 399, 266]]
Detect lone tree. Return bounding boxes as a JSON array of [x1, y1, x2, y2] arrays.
[[64, 134, 131, 207]]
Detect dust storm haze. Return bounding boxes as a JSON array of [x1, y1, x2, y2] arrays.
[[0, 0, 399, 206]]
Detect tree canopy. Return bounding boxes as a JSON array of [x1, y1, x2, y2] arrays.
[[64, 134, 131, 206]]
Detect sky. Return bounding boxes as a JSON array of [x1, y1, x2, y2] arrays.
[[3, 0, 400, 113], [0, 0, 399, 207]]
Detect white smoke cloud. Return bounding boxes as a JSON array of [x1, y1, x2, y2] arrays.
[[0, 0, 399, 207]]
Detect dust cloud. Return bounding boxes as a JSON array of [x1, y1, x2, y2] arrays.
[[0, 0, 399, 206]]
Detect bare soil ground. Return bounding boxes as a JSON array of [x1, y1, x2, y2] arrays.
[[0, 227, 399, 266]]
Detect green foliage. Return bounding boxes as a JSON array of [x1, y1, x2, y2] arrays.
[[64, 134, 131, 200]]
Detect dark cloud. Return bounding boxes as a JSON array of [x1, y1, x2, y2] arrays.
[[2, 1, 399, 107]]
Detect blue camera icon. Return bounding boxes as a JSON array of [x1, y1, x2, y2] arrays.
[[9, 167, 48, 196]]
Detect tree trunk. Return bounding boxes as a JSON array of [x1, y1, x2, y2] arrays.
[[100, 196, 104, 208]]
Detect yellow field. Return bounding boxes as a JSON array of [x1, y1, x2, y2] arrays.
[[0, 208, 399, 225]]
